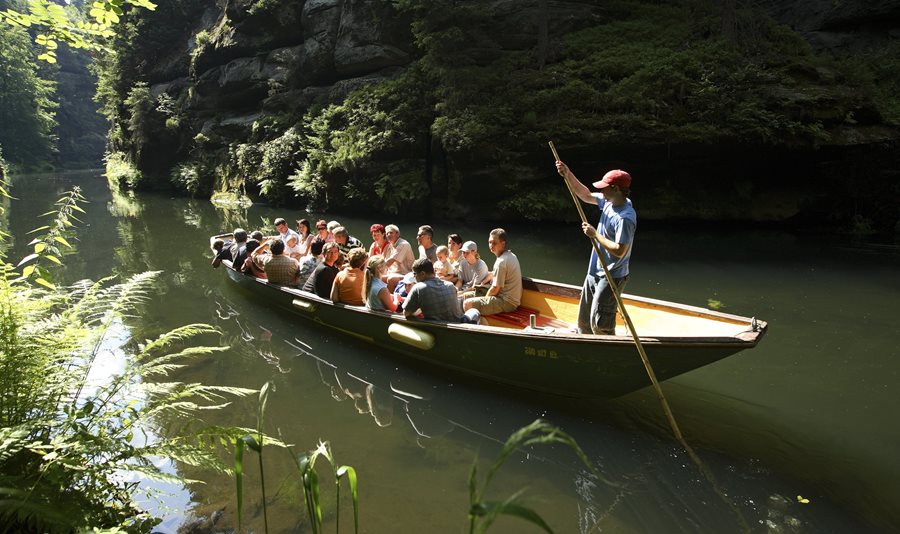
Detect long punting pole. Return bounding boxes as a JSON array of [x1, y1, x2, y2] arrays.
[[548, 141, 686, 441]]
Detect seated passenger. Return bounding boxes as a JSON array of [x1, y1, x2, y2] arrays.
[[230, 228, 249, 266], [314, 219, 331, 243], [327, 220, 341, 241], [252, 239, 300, 286], [445, 234, 463, 284], [295, 218, 315, 256], [416, 225, 437, 262], [302, 242, 340, 298], [383, 224, 415, 291], [250, 230, 264, 242], [393, 272, 415, 312], [333, 226, 363, 254], [285, 234, 304, 260], [363, 255, 397, 313], [433, 245, 453, 280], [241, 239, 267, 278], [403, 259, 480, 324], [464, 228, 522, 316], [330, 247, 368, 305], [210, 238, 233, 268], [275, 217, 301, 245], [369, 224, 388, 257], [297, 237, 324, 287], [457, 241, 491, 292]]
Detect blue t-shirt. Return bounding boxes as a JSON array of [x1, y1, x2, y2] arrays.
[[588, 193, 636, 279], [367, 278, 390, 312]]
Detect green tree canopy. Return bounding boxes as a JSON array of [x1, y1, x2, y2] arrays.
[[0, 23, 57, 166]]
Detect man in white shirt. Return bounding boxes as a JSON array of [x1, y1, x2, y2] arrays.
[[463, 228, 522, 316]]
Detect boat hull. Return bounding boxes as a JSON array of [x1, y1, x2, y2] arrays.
[[220, 262, 764, 399]]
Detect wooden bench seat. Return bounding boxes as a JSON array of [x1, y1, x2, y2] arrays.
[[491, 306, 570, 330]]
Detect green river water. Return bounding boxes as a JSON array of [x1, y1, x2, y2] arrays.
[[8, 171, 899, 533]]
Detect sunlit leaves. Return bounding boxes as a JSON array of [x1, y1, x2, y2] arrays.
[[0, 0, 156, 62], [0, 260, 245, 529], [16, 187, 84, 288]]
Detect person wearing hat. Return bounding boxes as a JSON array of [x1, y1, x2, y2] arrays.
[[555, 160, 637, 335], [456, 240, 491, 292]]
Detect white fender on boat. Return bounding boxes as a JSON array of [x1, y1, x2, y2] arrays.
[[388, 323, 434, 350], [292, 299, 317, 313]]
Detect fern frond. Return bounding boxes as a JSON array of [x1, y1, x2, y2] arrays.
[[138, 324, 221, 358], [139, 345, 229, 371]]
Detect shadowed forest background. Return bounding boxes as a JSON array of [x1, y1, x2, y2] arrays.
[[2, 0, 899, 233]]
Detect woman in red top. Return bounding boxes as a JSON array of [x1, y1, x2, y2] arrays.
[[369, 223, 388, 257]]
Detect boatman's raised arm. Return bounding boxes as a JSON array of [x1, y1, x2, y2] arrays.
[[555, 159, 629, 258], [555, 160, 596, 205]]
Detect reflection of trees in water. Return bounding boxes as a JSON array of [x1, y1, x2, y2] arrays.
[[0, 185, 10, 258], [211, 203, 250, 234], [107, 182, 143, 218]]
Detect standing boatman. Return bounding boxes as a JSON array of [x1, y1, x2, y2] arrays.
[[556, 160, 637, 335]]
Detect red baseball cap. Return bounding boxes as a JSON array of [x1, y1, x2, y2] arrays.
[[592, 169, 632, 189]]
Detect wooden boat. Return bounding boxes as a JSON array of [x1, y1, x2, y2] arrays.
[[214, 235, 767, 398]]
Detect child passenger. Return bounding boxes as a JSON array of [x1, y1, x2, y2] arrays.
[[285, 234, 304, 260], [433, 245, 453, 280]]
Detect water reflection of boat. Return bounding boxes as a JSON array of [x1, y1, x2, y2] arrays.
[[291, 337, 458, 446], [214, 235, 766, 398]]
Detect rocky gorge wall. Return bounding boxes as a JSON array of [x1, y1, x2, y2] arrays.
[[102, 0, 900, 234]]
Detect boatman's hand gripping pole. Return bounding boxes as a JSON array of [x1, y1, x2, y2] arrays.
[[548, 141, 686, 443]]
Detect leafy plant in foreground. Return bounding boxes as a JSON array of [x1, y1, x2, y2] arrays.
[[232, 380, 359, 534], [468, 419, 612, 534], [0, 183, 256, 531]]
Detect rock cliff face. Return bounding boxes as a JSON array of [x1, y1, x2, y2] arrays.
[[106, 0, 899, 233], [757, 0, 900, 51], [127, 0, 420, 182]]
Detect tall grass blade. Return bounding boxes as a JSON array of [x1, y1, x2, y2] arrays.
[[469, 419, 613, 533], [336, 465, 359, 534], [235, 436, 245, 530], [256, 382, 271, 534], [471, 498, 553, 533]]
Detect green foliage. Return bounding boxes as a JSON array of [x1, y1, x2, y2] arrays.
[[0, 0, 157, 62], [0, 24, 58, 167], [105, 151, 143, 189], [468, 420, 613, 534], [292, 67, 434, 212], [171, 161, 213, 196], [15, 187, 84, 289], [122, 81, 154, 156], [255, 128, 305, 206], [498, 186, 572, 221], [294, 441, 360, 534], [0, 187, 255, 531]]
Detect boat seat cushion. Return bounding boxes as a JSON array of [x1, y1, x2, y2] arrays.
[[491, 306, 569, 330]]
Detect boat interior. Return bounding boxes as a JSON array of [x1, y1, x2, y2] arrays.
[[487, 284, 755, 339]]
